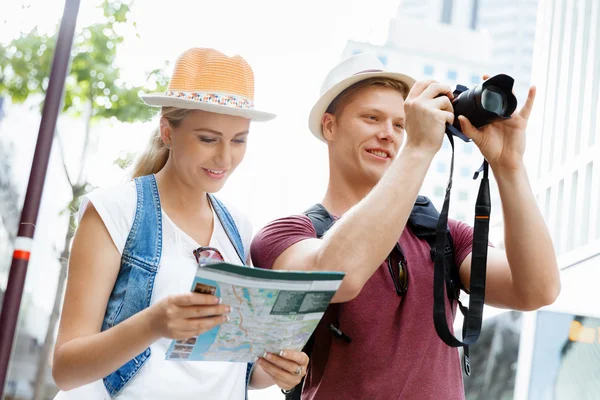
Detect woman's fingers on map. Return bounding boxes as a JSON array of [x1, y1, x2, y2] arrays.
[[279, 350, 309, 368], [172, 293, 220, 306], [257, 356, 296, 387], [262, 351, 305, 376], [178, 304, 231, 319]]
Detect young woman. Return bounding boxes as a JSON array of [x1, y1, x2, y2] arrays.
[[52, 47, 308, 399]]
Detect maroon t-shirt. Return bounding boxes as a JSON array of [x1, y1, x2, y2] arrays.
[[251, 212, 477, 400]]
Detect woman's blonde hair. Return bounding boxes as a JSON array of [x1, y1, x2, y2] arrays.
[[131, 107, 192, 178]]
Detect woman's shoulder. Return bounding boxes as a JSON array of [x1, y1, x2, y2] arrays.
[[78, 181, 137, 254], [79, 181, 137, 219]]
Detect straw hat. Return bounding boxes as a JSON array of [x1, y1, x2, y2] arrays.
[[308, 52, 416, 142], [141, 48, 275, 121]]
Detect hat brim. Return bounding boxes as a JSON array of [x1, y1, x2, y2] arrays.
[[308, 71, 416, 142], [140, 94, 276, 122]]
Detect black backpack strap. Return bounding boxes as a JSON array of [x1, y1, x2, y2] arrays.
[[407, 196, 461, 304], [303, 203, 336, 239]]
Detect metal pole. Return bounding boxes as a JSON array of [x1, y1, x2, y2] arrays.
[[0, 0, 81, 394]]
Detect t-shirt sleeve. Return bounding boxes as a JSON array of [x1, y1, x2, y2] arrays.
[[448, 218, 495, 268], [77, 182, 137, 254], [250, 215, 317, 270]]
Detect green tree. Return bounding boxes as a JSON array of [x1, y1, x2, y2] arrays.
[[0, 1, 168, 397]]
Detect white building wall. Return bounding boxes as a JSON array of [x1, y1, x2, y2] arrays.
[[514, 0, 600, 397]]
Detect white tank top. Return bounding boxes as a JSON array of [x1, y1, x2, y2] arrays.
[[54, 180, 253, 400]]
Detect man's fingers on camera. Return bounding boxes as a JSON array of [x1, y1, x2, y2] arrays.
[[432, 95, 454, 113], [407, 79, 438, 99], [422, 82, 453, 100], [441, 110, 455, 126]]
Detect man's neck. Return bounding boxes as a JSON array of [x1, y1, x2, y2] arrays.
[[321, 169, 375, 217]]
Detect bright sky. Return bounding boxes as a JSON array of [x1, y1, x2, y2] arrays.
[[1, 0, 403, 397]]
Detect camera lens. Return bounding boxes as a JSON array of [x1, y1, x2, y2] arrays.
[[481, 86, 507, 114]]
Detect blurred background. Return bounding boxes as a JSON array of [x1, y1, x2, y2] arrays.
[[0, 0, 599, 398]]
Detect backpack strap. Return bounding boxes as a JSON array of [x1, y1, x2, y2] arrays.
[[207, 194, 246, 264], [406, 196, 461, 303], [303, 203, 336, 239], [206, 194, 251, 398]]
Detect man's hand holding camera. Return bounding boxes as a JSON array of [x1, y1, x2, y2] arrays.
[[458, 74, 536, 174], [403, 80, 455, 156]]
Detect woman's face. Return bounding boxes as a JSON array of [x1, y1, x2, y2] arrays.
[[165, 109, 251, 193]]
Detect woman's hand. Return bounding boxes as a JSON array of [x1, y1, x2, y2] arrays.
[[148, 292, 230, 340], [257, 350, 309, 391]]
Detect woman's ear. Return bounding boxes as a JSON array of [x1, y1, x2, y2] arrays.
[[160, 117, 172, 148]]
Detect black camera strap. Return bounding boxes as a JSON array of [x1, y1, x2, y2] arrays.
[[433, 123, 490, 375]]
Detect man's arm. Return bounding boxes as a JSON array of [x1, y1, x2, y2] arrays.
[[457, 84, 561, 310], [459, 164, 560, 310], [268, 81, 456, 303]]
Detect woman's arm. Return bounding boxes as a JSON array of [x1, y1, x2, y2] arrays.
[[52, 204, 228, 390]]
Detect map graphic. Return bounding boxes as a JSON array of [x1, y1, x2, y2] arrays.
[[165, 263, 342, 363]]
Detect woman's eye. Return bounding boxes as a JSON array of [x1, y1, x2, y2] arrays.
[[233, 139, 247, 144], [395, 124, 404, 130], [200, 137, 217, 143]]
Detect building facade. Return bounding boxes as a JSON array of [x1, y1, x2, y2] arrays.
[[514, 0, 600, 398]]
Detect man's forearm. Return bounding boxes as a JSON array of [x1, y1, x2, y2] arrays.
[[316, 146, 434, 295], [495, 162, 561, 308]]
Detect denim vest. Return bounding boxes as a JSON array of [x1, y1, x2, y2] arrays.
[[102, 174, 253, 398]]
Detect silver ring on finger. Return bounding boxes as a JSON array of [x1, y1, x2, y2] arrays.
[[294, 366, 302, 375]]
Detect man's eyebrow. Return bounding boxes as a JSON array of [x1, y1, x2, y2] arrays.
[[359, 107, 405, 121], [193, 129, 250, 137]]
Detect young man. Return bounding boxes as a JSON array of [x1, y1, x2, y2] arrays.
[[250, 53, 560, 399]]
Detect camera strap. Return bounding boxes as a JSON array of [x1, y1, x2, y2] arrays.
[[433, 123, 490, 375]]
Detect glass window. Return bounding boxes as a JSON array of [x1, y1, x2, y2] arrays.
[[528, 311, 600, 400], [460, 166, 471, 177], [424, 65, 434, 76], [378, 55, 387, 65], [434, 186, 445, 197], [459, 191, 468, 201], [447, 69, 458, 80], [437, 162, 446, 173]]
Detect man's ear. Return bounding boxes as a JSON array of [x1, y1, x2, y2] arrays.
[[321, 113, 336, 142], [159, 117, 172, 146]]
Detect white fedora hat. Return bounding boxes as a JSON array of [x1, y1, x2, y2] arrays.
[[141, 48, 275, 122], [308, 52, 416, 142]]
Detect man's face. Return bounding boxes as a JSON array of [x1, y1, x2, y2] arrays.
[[323, 85, 406, 186]]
